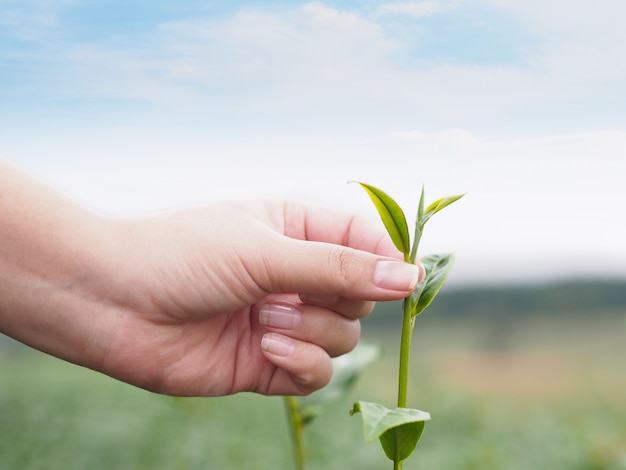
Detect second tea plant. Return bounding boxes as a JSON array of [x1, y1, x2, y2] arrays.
[[350, 182, 464, 469], [283, 342, 381, 470]]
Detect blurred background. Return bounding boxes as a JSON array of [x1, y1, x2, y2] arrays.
[[1, 1, 625, 468]]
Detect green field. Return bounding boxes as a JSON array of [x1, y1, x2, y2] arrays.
[[2, 312, 626, 469]]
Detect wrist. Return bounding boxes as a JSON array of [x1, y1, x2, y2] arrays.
[[0, 163, 120, 369]]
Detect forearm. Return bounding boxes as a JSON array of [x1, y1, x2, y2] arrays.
[[0, 161, 116, 368]]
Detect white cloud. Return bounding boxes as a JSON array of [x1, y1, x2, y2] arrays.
[[475, 0, 626, 76], [157, 2, 397, 97], [375, 1, 450, 18], [6, 0, 622, 134], [0, 0, 75, 42], [20, 2, 398, 111]]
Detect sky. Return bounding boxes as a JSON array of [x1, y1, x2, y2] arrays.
[[1, 0, 625, 285]]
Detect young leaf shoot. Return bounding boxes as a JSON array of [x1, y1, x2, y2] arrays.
[[351, 182, 464, 469]]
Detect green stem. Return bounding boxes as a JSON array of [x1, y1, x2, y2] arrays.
[[284, 396, 306, 470], [394, 297, 415, 470], [397, 298, 414, 408]]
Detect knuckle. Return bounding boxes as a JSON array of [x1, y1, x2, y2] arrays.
[[331, 319, 361, 357], [352, 300, 376, 319], [331, 247, 365, 290], [294, 355, 332, 395]]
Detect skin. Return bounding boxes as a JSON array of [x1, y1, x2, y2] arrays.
[[0, 161, 423, 397]]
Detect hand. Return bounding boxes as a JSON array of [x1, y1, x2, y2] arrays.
[[91, 200, 422, 396], [0, 163, 422, 397]]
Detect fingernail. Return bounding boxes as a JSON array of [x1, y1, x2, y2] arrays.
[[261, 333, 296, 357], [259, 303, 302, 329], [373, 261, 420, 291]]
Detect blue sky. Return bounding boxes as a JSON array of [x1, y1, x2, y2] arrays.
[[1, 1, 626, 284]]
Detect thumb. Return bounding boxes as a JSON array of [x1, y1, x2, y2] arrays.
[[252, 238, 421, 301]]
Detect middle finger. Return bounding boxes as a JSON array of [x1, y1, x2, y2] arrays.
[[258, 300, 361, 357]]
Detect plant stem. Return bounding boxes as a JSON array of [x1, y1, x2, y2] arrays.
[[397, 298, 414, 409], [393, 297, 415, 470], [284, 396, 306, 470]]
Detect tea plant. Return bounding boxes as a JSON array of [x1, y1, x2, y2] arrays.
[[284, 342, 381, 469], [350, 182, 464, 469]]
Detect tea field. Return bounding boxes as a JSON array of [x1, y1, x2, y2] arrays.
[[1, 312, 625, 469]]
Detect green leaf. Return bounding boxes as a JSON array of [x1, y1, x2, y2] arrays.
[[379, 422, 425, 462], [421, 193, 465, 226], [350, 401, 431, 462], [351, 182, 410, 257], [417, 185, 425, 222], [410, 186, 426, 263], [412, 253, 455, 317]]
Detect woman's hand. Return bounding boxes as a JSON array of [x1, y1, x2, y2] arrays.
[[0, 163, 422, 397]]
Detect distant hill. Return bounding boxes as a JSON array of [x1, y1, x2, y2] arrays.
[[367, 278, 626, 325]]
